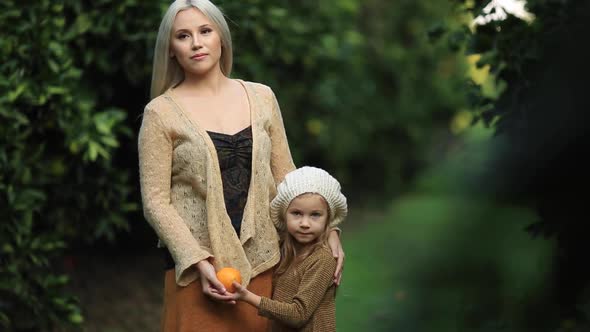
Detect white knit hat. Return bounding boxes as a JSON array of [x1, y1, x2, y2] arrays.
[[270, 166, 347, 232]]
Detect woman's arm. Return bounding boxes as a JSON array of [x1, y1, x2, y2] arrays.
[[265, 87, 345, 284], [328, 229, 345, 285], [138, 107, 211, 286], [267, 87, 296, 183]]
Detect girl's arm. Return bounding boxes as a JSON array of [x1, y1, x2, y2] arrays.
[[231, 251, 337, 328]]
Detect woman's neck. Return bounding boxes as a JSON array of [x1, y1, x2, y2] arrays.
[[179, 67, 228, 97]]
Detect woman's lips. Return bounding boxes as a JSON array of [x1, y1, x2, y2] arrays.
[[191, 53, 208, 60]]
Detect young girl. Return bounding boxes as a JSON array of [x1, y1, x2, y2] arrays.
[[230, 166, 347, 332]]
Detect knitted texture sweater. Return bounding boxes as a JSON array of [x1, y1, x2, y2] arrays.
[[138, 80, 295, 287], [258, 247, 337, 332]]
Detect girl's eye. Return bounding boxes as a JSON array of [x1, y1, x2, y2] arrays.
[[311, 212, 322, 218]]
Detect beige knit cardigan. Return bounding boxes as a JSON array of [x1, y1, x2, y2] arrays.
[[138, 79, 295, 287]]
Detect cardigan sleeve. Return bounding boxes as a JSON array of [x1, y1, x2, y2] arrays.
[[268, 88, 296, 185], [257, 251, 337, 328], [138, 107, 212, 286]]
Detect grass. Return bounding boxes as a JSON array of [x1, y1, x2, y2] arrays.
[[336, 125, 555, 331], [336, 194, 553, 331]]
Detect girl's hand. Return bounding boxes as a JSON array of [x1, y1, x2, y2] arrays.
[[328, 229, 345, 285], [195, 260, 236, 304], [230, 281, 250, 300], [229, 281, 261, 308]]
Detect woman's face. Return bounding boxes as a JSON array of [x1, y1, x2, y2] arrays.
[[170, 8, 222, 77]]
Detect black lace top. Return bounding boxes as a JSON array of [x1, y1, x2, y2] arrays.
[[163, 126, 253, 270], [206, 126, 253, 236]]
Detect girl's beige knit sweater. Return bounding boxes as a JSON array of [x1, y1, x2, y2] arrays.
[[138, 80, 295, 287], [258, 246, 338, 332]]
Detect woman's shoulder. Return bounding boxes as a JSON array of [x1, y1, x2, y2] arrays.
[[142, 92, 178, 120], [237, 79, 275, 98], [144, 93, 173, 111]]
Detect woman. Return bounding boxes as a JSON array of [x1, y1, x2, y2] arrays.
[[138, 1, 344, 331]]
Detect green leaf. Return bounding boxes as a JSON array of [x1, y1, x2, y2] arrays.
[[2, 243, 14, 254], [53, 17, 65, 28], [120, 202, 138, 212], [64, 67, 82, 79], [69, 141, 79, 153], [95, 143, 110, 159], [48, 41, 64, 57], [2, 10, 21, 19], [52, 4, 64, 13], [100, 135, 119, 147], [94, 118, 112, 134], [47, 85, 67, 95], [49, 159, 66, 176], [74, 14, 92, 34], [269, 7, 287, 19], [68, 312, 84, 324], [88, 141, 99, 161], [48, 59, 60, 73], [52, 297, 67, 307], [7, 83, 26, 102]]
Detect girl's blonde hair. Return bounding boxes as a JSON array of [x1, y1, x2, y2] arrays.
[[150, 0, 233, 99], [274, 193, 332, 277]]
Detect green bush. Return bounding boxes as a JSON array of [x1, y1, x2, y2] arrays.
[[0, 1, 142, 329]]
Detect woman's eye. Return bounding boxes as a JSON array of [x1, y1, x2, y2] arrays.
[[177, 34, 189, 39], [201, 28, 212, 34]]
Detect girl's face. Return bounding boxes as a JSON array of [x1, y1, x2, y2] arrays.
[[169, 8, 222, 77], [285, 194, 329, 247]]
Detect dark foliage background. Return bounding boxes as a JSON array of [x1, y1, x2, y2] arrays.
[[1, 0, 588, 330]]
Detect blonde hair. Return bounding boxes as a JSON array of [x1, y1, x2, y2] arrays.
[[274, 193, 332, 277], [150, 0, 233, 99]]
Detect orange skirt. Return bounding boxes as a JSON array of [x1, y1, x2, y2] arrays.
[[160, 269, 272, 332]]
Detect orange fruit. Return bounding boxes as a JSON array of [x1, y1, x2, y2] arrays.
[[216, 267, 242, 293]]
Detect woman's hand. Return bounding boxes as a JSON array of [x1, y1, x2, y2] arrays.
[[195, 259, 236, 304], [328, 229, 345, 285]]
